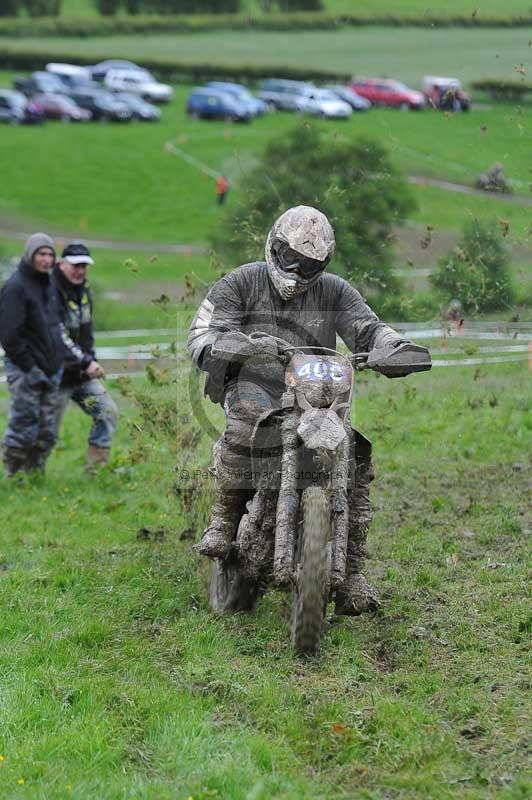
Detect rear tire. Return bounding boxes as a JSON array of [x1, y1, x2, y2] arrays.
[[291, 486, 330, 655], [209, 557, 260, 613]]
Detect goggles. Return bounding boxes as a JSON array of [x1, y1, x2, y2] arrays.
[[274, 243, 328, 279]]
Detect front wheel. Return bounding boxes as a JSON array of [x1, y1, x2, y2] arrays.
[[209, 557, 260, 613], [291, 486, 330, 655]]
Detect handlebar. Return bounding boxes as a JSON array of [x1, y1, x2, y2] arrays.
[[219, 333, 431, 377]]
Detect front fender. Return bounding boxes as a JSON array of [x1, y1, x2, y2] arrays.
[[297, 408, 347, 451]]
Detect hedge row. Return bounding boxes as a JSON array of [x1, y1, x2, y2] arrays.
[[471, 78, 532, 101], [0, 47, 350, 83], [1, 12, 532, 37]]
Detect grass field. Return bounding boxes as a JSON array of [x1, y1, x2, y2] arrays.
[[0, 78, 531, 248], [0, 354, 530, 799], [58, 0, 532, 20], [1, 27, 531, 87]]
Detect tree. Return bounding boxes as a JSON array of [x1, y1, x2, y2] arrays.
[[211, 122, 415, 300], [0, 0, 20, 16], [430, 218, 514, 313], [277, 0, 323, 10], [93, 0, 120, 14], [22, 0, 61, 15]]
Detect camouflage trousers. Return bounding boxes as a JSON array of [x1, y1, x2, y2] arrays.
[[3, 360, 62, 458], [217, 380, 373, 512], [55, 379, 118, 449]]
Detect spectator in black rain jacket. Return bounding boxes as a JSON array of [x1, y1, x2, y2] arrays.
[[0, 233, 88, 476]]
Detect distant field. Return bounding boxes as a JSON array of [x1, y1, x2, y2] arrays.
[[1, 27, 531, 87], [59, 0, 532, 20], [0, 76, 530, 248]]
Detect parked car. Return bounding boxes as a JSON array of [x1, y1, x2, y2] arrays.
[[13, 71, 67, 97], [186, 88, 253, 122], [34, 93, 92, 122], [294, 87, 352, 119], [0, 90, 45, 124], [256, 78, 313, 111], [205, 82, 268, 116], [324, 85, 371, 111], [69, 89, 132, 122], [104, 69, 172, 103], [349, 78, 425, 110], [113, 92, 161, 121], [91, 59, 149, 82], [422, 76, 471, 111], [45, 63, 92, 88]]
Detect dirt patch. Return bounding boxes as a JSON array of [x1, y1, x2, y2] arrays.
[[103, 281, 187, 305], [394, 224, 457, 268]]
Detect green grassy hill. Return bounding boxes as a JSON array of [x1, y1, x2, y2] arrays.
[[0, 357, 530, 799], [0, 80, 530, 246], [1, 27, 530, 86]]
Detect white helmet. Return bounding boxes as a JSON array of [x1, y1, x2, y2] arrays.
[[265, 206, 335, 301]]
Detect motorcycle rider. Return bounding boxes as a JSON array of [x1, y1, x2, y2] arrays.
[[188, 206, 413, 615]]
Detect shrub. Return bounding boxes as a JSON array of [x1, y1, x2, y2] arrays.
[[94, 0, 121, 15], [0, 0, 20, 17], [277, 0, 322, 9], [211, 122, 415, 301], [471, 78, 532, 102], [22, 0, 61, 15], [430, 218, 514, 313]]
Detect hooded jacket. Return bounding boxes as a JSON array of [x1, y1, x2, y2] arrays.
[[51, 265, 95, 386], [0, 234, 87, 376], [188, 261, 403, 403]]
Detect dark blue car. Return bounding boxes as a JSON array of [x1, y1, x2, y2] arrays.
[[205, 82, 268, 117], [186, 88, 253, 122]]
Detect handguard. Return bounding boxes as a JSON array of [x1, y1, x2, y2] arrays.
[[211, 331, 279, 363], [367, 343, 432, 378]]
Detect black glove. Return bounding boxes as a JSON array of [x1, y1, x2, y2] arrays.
[[25, 365, 50, 391]]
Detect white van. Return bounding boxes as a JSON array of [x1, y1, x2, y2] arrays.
[[104, 69, 173, 103], [45, 63, 92, 87]]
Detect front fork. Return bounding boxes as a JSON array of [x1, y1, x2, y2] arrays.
[[273, 412, 299, 585], [272, 407, 350, 590]]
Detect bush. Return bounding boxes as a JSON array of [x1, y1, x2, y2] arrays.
[[94, 0, 121, 15], [22, 0, 61, 15], [277, 0, 322, 9], [211, 122, 415, 301], [430, 219, 514, 314], [0, 46, 350, 83], [471, 78, 532, 102], [0, 0, 20, 17], [0, 11, 531, 34]]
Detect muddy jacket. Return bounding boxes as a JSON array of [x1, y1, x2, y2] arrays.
[[51, 266, 95, 386], [188, 261, 404, 403]]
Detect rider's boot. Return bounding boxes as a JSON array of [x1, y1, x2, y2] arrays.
[[199, 487, 246, 558], [198, 444, 248, 559], [334, 529, 380, 616], [335, 459, 380, 616]]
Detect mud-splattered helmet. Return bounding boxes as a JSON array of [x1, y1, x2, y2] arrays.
[[265, 206, 335, 301]]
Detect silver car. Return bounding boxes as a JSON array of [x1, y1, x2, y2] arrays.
[[294, 87, 352, 119]]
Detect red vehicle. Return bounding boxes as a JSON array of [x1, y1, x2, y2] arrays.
[[349, 78, 425, 110], [34, 93, 92, 122]]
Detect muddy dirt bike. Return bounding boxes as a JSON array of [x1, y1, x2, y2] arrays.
[[208, 333, 431, 655]]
